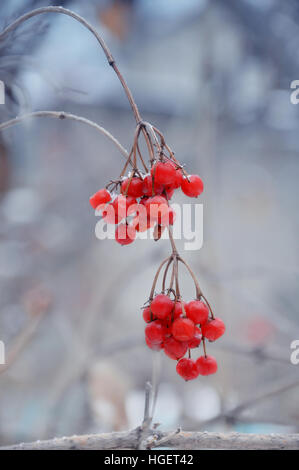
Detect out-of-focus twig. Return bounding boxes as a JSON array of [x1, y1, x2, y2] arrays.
[[0, 111, 129, 160]]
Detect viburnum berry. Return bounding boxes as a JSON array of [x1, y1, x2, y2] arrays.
[[186, 300, 209, 325], [196, 355, 218, 376], [121, 177, 144, 198], [201, 317, 225, 341], [89, 188, 111, 209], [172, 317, 195, 342], [176, 358, 199, 381], [150, 294, 174, 320], [188, 326, 202, 348], [164, 336, 188, 360], [145, 320, 166, 344], [142, 306, 155, 323], [145, 336, 164, 351], [115, 223, 136, 245], [181, 175, 204, 198], [151, 161, 177, 186], [142, 175, 164, 196]]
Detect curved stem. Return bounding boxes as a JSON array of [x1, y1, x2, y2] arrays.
[[0, 6, 141, 123], [178, 257, 203, 299], [149, 256, 171, 301], [0, 111, 130, 161], [162, 256, 174, 293]]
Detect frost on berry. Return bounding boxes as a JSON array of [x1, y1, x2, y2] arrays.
[[201, 317, 226, 342]]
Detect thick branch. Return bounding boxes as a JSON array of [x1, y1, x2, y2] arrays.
[[1, 429, 298, 450], [0, 111, 129, 160]]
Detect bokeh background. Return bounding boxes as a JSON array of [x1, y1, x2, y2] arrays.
[[0, 0, 299, 446]]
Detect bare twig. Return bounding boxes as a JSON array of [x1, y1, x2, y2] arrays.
[[0, 111, 129, 160], [2, 429, 298, 450]]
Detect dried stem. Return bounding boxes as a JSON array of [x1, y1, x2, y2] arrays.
[[0, 110, 130, 160]]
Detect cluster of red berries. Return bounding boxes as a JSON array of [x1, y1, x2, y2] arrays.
[[143, 294, 225, 381], [89, 160, 204, 245]]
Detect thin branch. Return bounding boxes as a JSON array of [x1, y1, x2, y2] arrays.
[[0, 6, 141, 123], [1, 429, 298, 450], [0, 111, 130, 160]]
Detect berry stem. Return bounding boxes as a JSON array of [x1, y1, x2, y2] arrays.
[[202, 337, 207, 358], [149, 256, 172, 301]]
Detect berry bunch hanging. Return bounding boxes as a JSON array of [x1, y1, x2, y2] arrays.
[[89, 120, 225, 381], [89, 122, 204, 245]]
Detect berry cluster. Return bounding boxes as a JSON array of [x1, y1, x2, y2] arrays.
[[143, 255, 225, 380], [89, 139, 204, 245], [89, 121, 225, 381]]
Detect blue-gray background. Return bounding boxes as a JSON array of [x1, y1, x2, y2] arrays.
[[0, 0, 298, 445]]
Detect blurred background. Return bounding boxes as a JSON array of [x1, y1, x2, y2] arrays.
[[0, 0, 299, 446]]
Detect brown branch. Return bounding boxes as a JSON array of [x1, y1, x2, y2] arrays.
[[0, 6, 141, 123], [1, 429, 298, 450], [0, 111, 129, 160]]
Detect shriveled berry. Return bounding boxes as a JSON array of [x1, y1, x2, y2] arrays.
[[201, 318, 225, 341], [151, 161, 177, 186], [145, 320, 166, 344], [115, 223, 136, 245], [151, 294, 174, 320], [176, 358, 199, 381], [89, 189, 111, 209], [172, 318, 195, 342], [196, 355, 218, 375], [181, 175, 204, 197], [121, 177, 144, 198], [186, 300, 209, 325], [188, 326, 202, 348], [164, 336, 188, 360], [145, 336, 164, 351]]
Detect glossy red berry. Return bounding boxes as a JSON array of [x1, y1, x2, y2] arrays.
[[151, 161, 177, 186], [142, 175, 164, 196], [172, 317, 195, 342], [164, 336, 188, 360], [145, 336, 164, 351], [188, 326, 202, 348], [142, 306, 156, 323], [115, 223, 136, 245], [201, 317, 225, 341], [121, 177, 144, 198], [176, 358, 199, 381], [186, 300, 209, 325], [181, 175, 204, 197], [196, 355, 218, 375], [172, 300, 186, 319], [145, 320, 166, 344], [89, 189, 111, 209], [150, 294, 174, 320]]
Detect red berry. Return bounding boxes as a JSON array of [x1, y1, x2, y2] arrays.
[[201, 318, 225, 341], [176, 358, 199, 381], [145, 196, 169, 224], [172, 300, 186, 319], [164, 186, 174, 200], [181, 175, 204, 197], [105, 195, 136, 224], [186, 300, 209, 325], [151, 161, 177, 186], [142, 306, 156, 323], [115, 223, 136, 245], [145, 320, 166, 344], [196, 355, 218, 375], [164, 336, 188, 360], [172, 318, 195, 342], [145, 336, 164, 351], [121, 177, 144, 198], [142, 175, 164, 196], [89, 189, 111, 209], [188, 326, 202, 348], [150, 294, 174, 320]]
